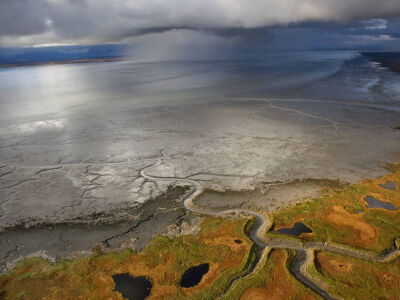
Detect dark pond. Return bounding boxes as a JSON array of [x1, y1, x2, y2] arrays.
[[379, 181, 397, 191], [275, 222, 313, 236], [179, 263, 209, 288], [364, 195, 396, 211], [112, 273, 152, 300], [234, 239, 242, 244]]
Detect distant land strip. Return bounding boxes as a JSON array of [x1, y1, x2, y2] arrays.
[[363, 51, 400, 73], [0, 57, 124, 68]]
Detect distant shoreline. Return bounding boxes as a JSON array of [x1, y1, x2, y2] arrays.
[[0, 57, 124, 68], [362, 51, 400, 73]]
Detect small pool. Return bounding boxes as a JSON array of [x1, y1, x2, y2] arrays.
[[364, 195, 396, 211], [379, 181, 397, 191], [112, 273, 152, 300], [275, 222, 313, 236], [179, 263, 209, 288]]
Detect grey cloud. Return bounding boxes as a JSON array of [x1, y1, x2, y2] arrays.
[[1, 0, 400, 46], [0, 0, 50, 36]]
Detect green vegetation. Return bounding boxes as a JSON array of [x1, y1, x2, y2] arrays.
[[311, 250, 400, 299], [267, 162, 400, 253], [0, 218, 256, 300]]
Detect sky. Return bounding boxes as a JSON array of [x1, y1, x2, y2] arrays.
[[1, 0, 400, 61]]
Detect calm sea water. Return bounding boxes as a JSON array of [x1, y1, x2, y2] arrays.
[[0, 51, 399, 123]]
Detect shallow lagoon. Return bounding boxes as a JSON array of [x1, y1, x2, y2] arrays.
[[364, 195, 396, 211], [179, 263, 210, 288], [275, 222, 313, 236]]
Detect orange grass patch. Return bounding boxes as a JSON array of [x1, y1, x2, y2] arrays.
[[240, 288, 268, 300], [315, 252, 353, 276], [323, 206, 377, 246], [376, 270, 400, 288]]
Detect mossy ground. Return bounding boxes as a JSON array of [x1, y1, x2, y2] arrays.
[[0, 218, 255, 300], [311, 250, 400, 299], [267, 162, 400, 253]]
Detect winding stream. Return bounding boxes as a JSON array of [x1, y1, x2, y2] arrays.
[[140, 156, 400, 300]]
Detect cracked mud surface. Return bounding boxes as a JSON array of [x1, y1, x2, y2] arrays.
[[0, 161, 168, 230], [0, 185, 196, 272], [1, 57, 400, 277], [1, 100, 399, 228], [1, 98, 400, 272]]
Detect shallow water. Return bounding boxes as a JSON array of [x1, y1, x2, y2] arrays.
[[364, 195, 396, 211], [179, 263, 209, 288], [276, 222, 313, 236], [1, 51, 399, 123], [379, 181, 397, 191], [112, 273, 152, 300]]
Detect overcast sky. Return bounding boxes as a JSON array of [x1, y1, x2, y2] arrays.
[[1, 0, 400, 50]]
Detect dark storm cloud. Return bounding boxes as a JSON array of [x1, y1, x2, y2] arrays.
[[1, 0, 400, 46]]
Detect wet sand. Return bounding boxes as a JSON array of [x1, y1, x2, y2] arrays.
[[194, 179, 344, 211]]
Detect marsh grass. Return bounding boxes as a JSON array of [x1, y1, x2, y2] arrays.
[[311, 250, 400, 299], [0, 218, 255, 300], [267, 165, 400, 252]]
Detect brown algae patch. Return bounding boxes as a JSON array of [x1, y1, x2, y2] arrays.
[[0, 218, 254, 300]]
